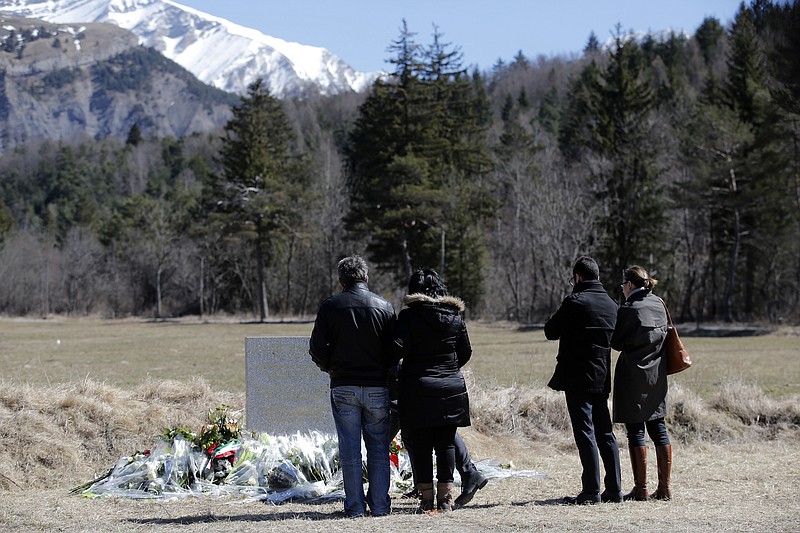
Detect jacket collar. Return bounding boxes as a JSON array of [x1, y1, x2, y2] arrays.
[[572, 279, 605, 293], [342, 280, 368, 292], [404, 293, 466, 312], [625, 288, 651, 302]]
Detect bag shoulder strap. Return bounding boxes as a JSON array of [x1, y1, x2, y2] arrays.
[[659, 297, 675, 328]]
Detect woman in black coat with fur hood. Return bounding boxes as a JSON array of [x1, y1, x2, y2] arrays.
[[391, 268, 472, 513]]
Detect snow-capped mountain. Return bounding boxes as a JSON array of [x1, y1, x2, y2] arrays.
[[0, 0, 378, 97]]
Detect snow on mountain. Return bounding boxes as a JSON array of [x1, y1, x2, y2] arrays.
[[0, 0, 379, 97]]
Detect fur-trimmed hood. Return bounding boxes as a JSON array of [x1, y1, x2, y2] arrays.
[[403, 293, 466, 312]]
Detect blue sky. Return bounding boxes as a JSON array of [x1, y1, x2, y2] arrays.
[[174, 1, 745, 73]]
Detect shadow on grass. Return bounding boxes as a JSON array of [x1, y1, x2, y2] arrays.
[[126, 501, 421, 525], [680, 325, 773, 337], [508, 497, 624, 506], [509, 497, 569, 506], [139, 318, 315, 325]]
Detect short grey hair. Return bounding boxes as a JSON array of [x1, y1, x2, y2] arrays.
[[337, 255, 368, 284]]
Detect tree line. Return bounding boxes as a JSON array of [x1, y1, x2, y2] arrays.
[[0, 0, 797, 324]]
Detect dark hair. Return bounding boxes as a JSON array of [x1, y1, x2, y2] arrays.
[[408, 268, 448, 298], [337, 255, 368, 284], [623, 265, 658, 290], [573, 256, 600, 281]]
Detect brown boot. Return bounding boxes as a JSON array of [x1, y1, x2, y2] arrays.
[[416, 482, 434, 513], [623, 446, 648, 501], [436, 482, 454, 511], [650, 444, 672, 500]]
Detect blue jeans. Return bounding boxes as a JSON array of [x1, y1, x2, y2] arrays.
[[331, 386, 391, 516]]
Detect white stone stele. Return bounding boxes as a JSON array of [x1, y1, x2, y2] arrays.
[[245, 336, 336, 435]]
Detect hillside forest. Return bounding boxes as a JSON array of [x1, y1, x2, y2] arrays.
[[0, 1, 797, 324]]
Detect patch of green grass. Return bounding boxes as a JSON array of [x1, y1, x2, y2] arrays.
[[0, 318, 311, 391], [665, 335, 800, 397], [468, 324, 800, 398], [1, 318, 798, 398]]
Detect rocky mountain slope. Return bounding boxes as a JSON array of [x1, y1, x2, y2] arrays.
[[0, 15, 237, 150]]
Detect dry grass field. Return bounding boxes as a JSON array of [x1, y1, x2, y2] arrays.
[[1, 317, 799, 532]]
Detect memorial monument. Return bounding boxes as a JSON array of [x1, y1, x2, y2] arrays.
[[245, 336, 336, 435]]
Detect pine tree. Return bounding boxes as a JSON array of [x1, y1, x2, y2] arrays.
[[560, 31, 664, 284], [584, 32, 600, 55], [762, 0, 800, 316], [558, 59, 602, 160], [677, 94, 753, 321], [726, 5, 769, 125], [721, 2, 793, 318], [346, 23, 492, 305], [126, 123, 142, 146], [211, 79, 305, 321], [695, 17, 726, 67], [764, 0, 800, 114], [599, 36, 664, 282], [538, 71, 561, 136]]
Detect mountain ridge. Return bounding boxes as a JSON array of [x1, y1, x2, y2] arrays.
[[0, 14, 237, 150], [0, 0, 379, 97]]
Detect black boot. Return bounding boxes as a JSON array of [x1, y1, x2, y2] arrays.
[[402, 486, 420, 499], [563, 493, 601, 505], [454, 470, 488, 507], [601, 489, 623, 503]]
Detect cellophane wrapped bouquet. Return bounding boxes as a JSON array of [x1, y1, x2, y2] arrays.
[[71, 405, 413, 502]]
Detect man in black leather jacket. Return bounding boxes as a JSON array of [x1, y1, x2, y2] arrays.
[[309, 255, 396, 517], [544, 256, 622, 505]]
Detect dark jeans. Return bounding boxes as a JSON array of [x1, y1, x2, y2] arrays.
[[453, 432, 478, 477], [565, 391, 622, 496], [402, 425, 458, 484], [625, 418, 670, 447], [391, 412, 476, 480]]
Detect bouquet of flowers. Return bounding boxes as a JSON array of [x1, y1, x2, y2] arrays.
[[71, 405, 416, 502]]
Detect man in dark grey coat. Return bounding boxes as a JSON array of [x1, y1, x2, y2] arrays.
[[544, 256, 622, 504]]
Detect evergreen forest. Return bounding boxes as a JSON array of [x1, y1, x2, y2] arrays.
[[0, 1, 798, 324]]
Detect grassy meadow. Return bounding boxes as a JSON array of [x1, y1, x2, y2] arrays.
[[1, 317, 799, 532], [2, 317, 799, 397]]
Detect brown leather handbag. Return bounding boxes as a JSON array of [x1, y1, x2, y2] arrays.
[[661, 299, 692, 375]]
